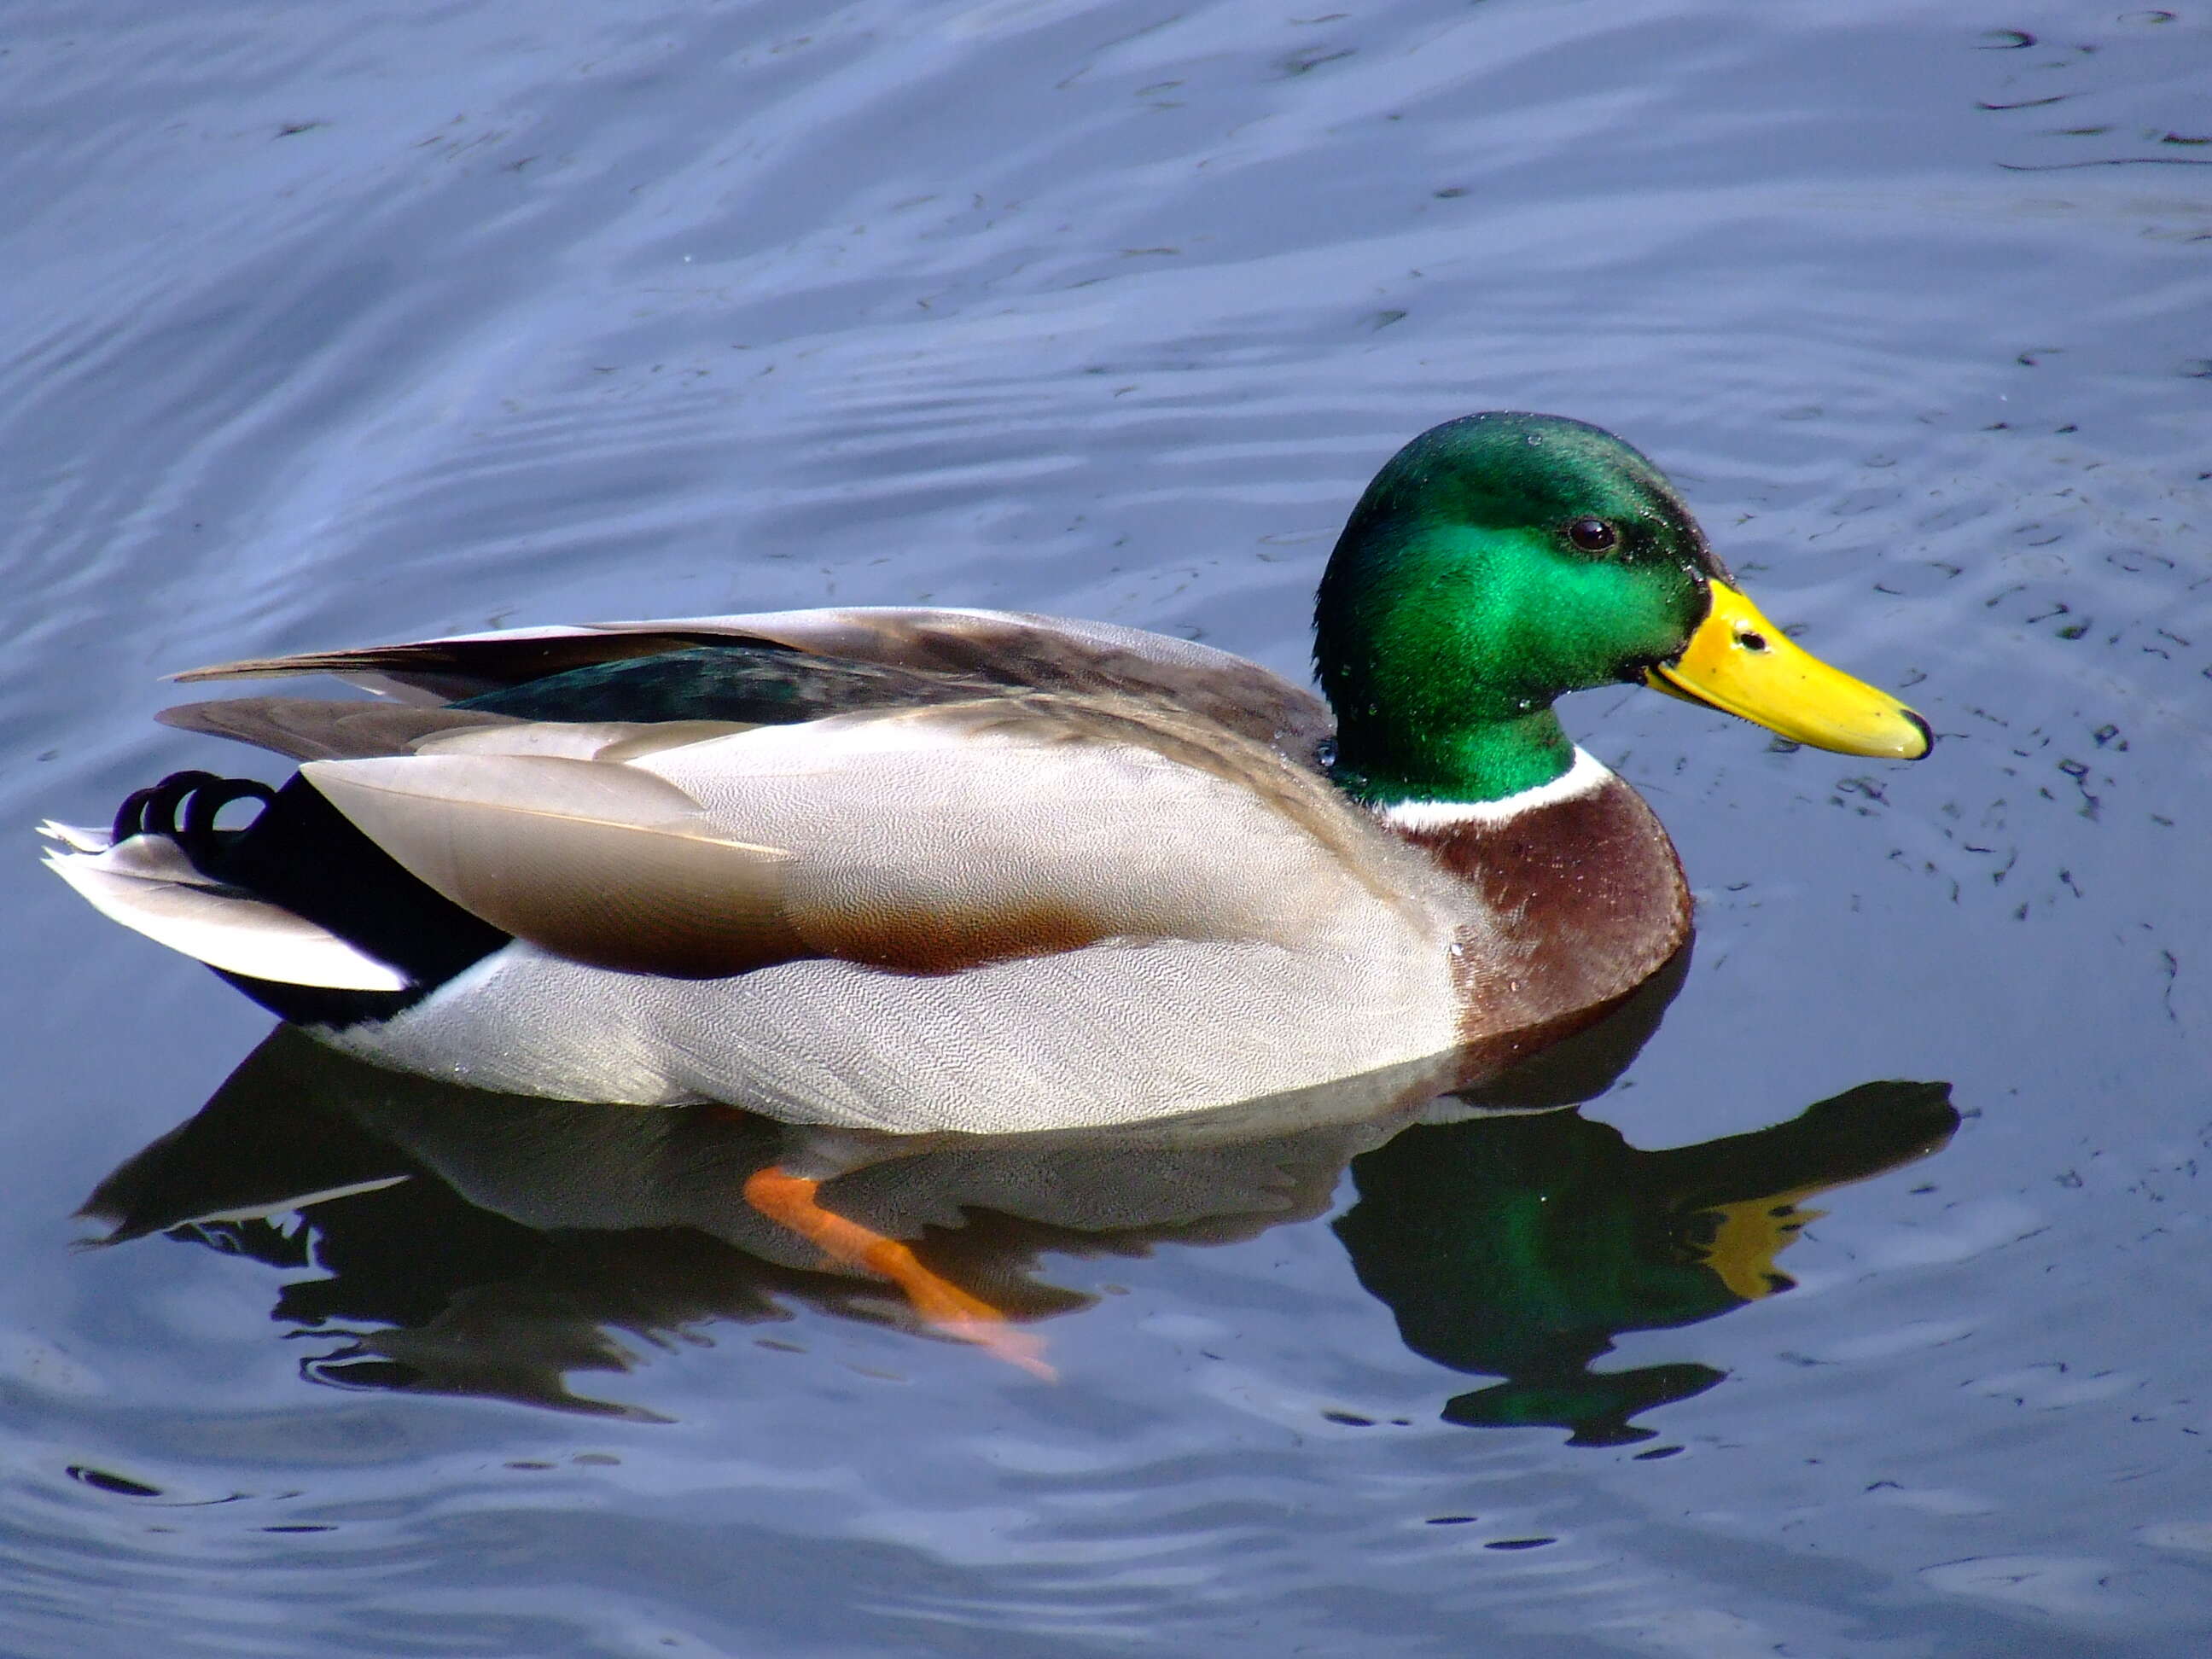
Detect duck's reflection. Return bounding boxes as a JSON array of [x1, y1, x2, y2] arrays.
[[81, 957, 1955, 1437], [1336, 1080, 1956, 1446]]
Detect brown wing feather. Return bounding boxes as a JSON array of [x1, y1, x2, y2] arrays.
[[301, 756, 806, 979], [171, 608, 1333, 765], [173, 632, 739, 700], [155, 698, 525, 762], [726, 609, 1332, 760], [302, 744, 1145, 981]]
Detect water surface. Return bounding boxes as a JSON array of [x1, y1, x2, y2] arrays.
[[3, 1, 2209, 1653]]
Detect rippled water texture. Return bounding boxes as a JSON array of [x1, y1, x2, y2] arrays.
[[4, 1, 2209, 1653]]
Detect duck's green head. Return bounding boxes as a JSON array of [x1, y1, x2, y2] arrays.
[[1314, 412, 1930, 804]]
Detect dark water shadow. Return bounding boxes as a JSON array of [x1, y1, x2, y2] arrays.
[[78, 948, 1954, 1440]]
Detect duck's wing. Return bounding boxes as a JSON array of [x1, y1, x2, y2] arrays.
[[155, 649, 975, 764], [153, 699, 527, 762], [172, 607, 1333, 760], [294, 694, 1435, 987], [291, 695, 1470, 1130], [152, 694, 772, 765]]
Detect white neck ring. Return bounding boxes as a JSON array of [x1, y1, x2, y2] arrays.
[[1372, 746, 1615, 830]]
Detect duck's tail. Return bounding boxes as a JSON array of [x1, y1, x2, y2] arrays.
[[41, 771, 412, 992]]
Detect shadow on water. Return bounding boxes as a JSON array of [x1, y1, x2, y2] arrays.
[[78, 946, 1954, 1441]]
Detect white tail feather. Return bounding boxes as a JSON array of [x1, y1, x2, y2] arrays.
[[44, 837, 410, 992], [38, 819, 113, 853]]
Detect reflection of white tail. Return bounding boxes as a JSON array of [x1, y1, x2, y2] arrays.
[[39, 821, 408, 991]]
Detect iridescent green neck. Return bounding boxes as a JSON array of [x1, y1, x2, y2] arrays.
[[1314, 517, 1621, 806], [1331, 710, 1575, 805]]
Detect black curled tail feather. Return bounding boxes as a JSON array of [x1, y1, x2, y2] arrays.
[[112, 771, 278, 870]]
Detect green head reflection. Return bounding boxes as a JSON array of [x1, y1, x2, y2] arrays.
[[1333, 1080, 1959, 1447]]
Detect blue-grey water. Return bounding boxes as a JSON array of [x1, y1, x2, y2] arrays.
[[3, 1, 2209, 1653]]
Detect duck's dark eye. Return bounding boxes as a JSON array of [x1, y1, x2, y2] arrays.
[[1566, 517, 1618, 553]]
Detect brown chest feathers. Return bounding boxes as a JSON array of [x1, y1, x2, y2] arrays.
[[1389, 774, 1692, 1083]]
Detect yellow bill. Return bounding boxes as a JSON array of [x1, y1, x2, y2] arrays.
[[1645, 579, 1931, 760]]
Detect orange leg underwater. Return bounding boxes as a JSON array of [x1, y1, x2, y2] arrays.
[[742, 1166, 1056, 1380]]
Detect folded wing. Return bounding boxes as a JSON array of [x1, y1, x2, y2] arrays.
[[172, 607, 1332, 761], [299, 700, 1416, 987]]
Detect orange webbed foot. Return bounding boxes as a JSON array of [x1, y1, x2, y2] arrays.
[[742, 1165, 1056, 1380]]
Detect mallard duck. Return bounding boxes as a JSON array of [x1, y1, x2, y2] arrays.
[[47, 412, 1929, 1145]]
